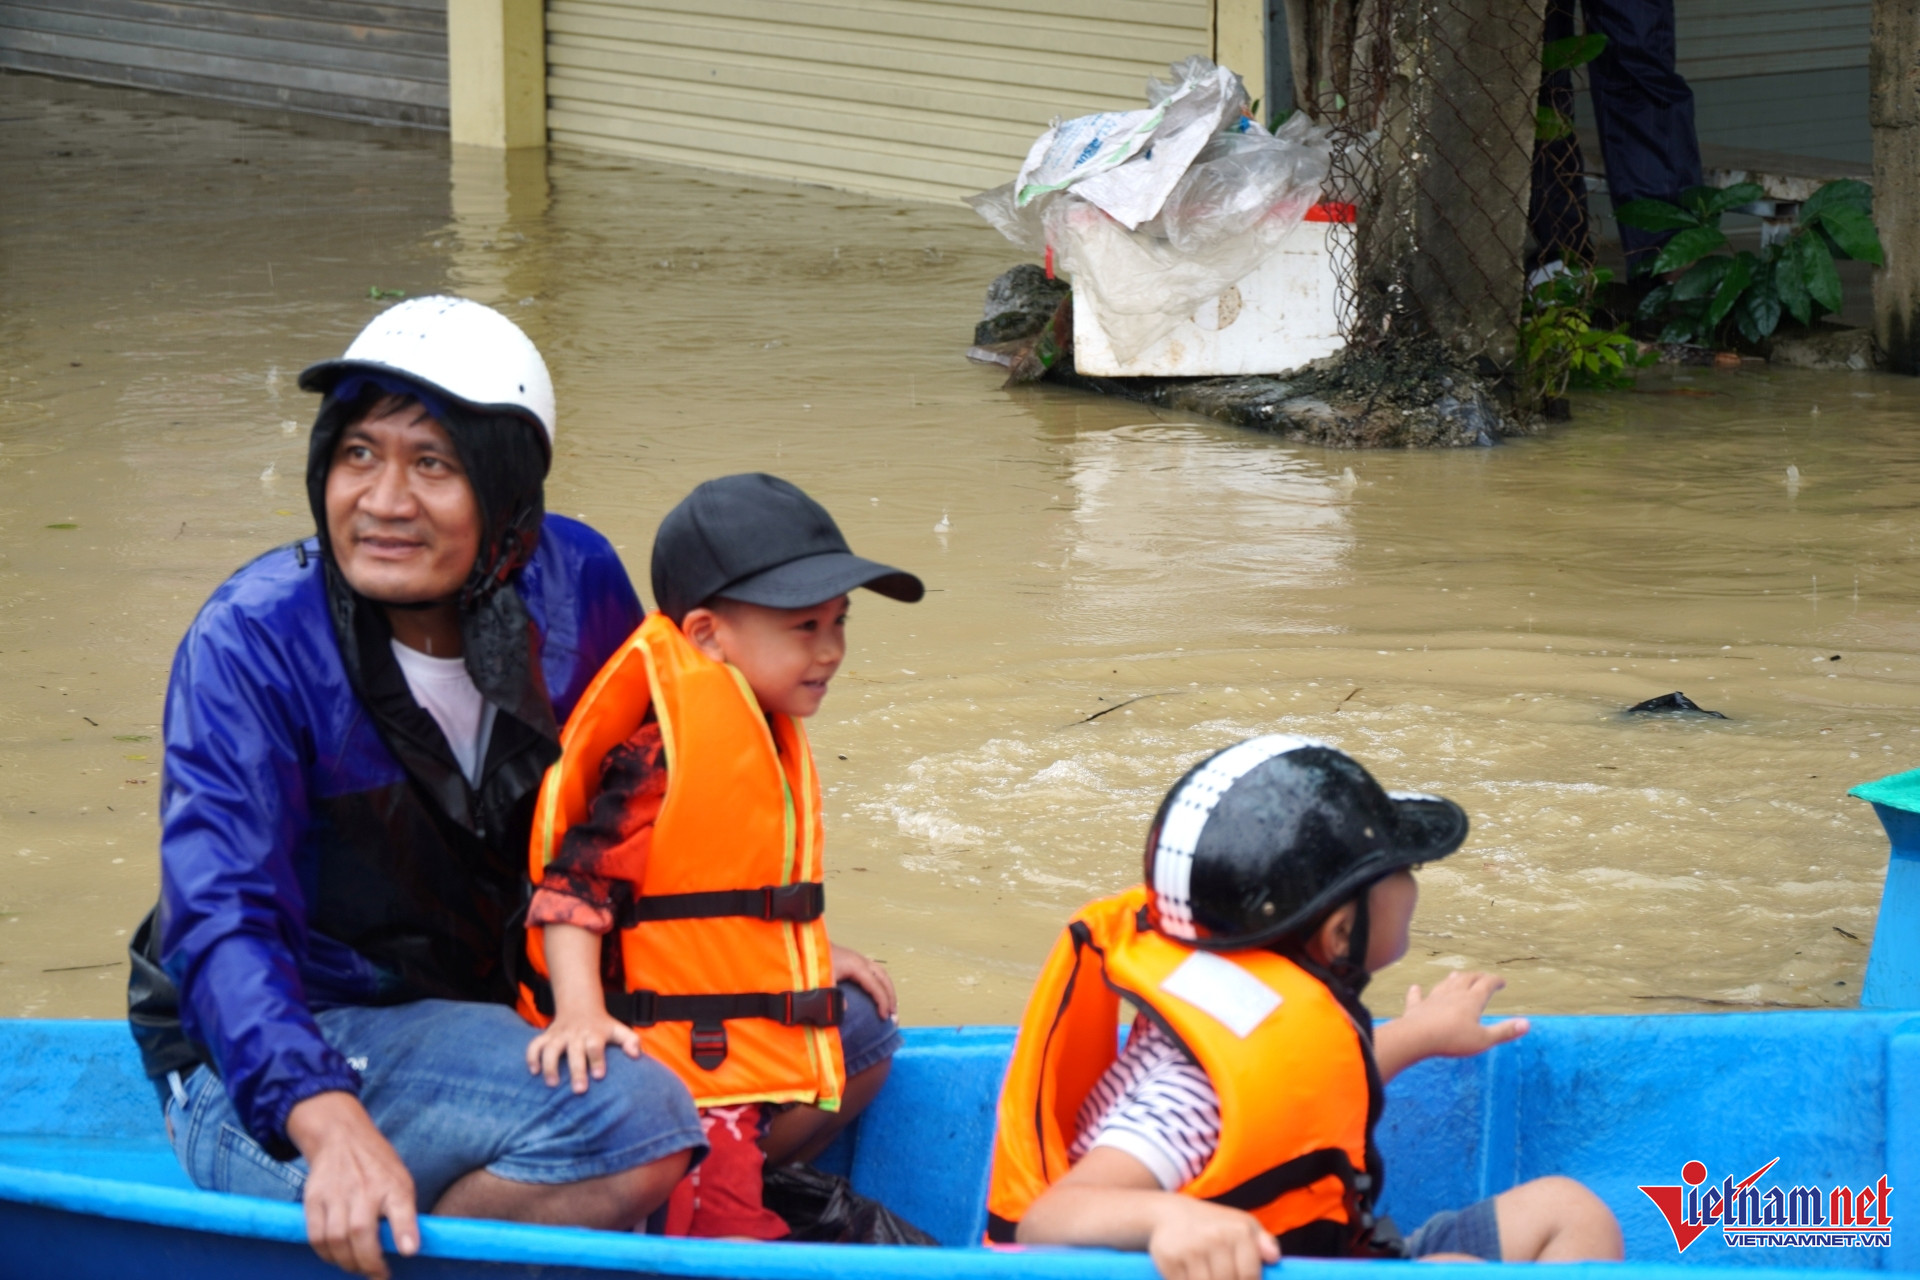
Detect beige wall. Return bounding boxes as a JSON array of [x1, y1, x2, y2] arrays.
[[450, 0, 548, 147], [539, 0, 1263, 203]]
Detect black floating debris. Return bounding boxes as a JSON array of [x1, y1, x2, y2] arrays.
[[1625, 691, 1727, 719]]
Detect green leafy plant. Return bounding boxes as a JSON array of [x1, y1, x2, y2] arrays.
[[1519, 266, 1646, 408], [1617, 179, 1882, 346], [367, 286, 406, 300], [1535, 34, 1607, 141]]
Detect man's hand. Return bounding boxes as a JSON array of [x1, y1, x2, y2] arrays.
[[526, 1006, 643, 1093], [831, 941, 896, 1020], [285, 1090, 419, 1280], [1146, 1196, 1280, 1280], [1375, 970, 1529, 1082]]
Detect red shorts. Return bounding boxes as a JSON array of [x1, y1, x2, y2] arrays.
[[661, 1103, 789, 1240]]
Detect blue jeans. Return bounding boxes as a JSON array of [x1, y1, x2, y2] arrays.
[[167, 999, 706, 1208], [1405, 1197, 1504, 1260], [836, 980, 901, 1078]]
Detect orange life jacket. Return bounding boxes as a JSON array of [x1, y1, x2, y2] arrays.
[[517, 611, 845, 1111], [986, 886, 1384, 1255]]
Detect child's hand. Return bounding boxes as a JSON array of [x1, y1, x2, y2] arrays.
[[831, 942, 897, 1020], [1377, 970, 1529, 1080], [1146, 1197, 1279, 1280], [526, 1008, 642, 1094]]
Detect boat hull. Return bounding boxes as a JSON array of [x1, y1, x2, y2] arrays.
[[1, 1011, 1914, 1276]]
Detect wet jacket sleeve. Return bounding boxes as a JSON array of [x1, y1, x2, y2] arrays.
[[527, 720, 667, 934], [158, 603, 358, 1156]]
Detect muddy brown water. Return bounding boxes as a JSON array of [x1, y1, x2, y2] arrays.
[[4, 73, 1917, 1029]]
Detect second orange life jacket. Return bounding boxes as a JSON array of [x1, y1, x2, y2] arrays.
[[517, 611, 845, 1111], [986, 885, 1384, 1255]]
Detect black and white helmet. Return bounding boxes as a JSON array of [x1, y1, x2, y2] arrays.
[[1144, 735, 1468, 951]]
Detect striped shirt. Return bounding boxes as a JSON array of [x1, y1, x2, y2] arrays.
[[1069, 1013, 1222, 1190]]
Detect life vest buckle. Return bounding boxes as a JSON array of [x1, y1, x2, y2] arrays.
[[784, 986, 845, 1027], [690, 1020, 728, 1070], [763, 882, 826, 922]]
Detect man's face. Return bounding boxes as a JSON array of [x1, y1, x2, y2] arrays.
[[324, 397, 481, 605]]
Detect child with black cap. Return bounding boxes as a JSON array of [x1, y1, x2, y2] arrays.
[[515, 473, 923, 1239], [987, 735, 1622, 1277]]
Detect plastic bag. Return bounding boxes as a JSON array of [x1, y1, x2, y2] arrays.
[[760, 1164, 939, 1246], [1157, 113, 1332, 254], [1068, 59, 1247, 229], [1045, 120, 1333, 363], [969, 58, 1332, 365]]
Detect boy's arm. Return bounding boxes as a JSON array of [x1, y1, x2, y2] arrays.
[[1019, 1147, 1278, 1280], [1373, 970, 1529, 1082], [525, 923, 642, 1093]]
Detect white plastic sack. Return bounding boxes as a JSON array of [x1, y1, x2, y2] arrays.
[[1069, 60, 1247, 229], [1013, 108, 1164, 207]]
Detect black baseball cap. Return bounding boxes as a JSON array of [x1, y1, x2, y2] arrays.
[[652, 473, 925, 623]]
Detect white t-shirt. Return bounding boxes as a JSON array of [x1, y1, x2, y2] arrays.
[[1069, 1014, 1222, 1190], [389, 639, 496, 788]]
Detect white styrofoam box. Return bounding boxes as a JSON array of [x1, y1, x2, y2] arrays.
[[1069, 211, 1353, 378]]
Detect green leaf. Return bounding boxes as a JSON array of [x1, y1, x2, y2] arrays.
[[43, 522, 77, 530], [1649, 226, 1728, 275], [1800, 179, 1873, 221], [1671, 256, 1730, 302], [1614, 198, 1698, 233], [1774, 245, 1812, 326], [1703, 183, 1765, 218], [1659, 316, 1701, 345], [1704, 254, 1754, 331], [1741, 279, 1783, 341], [1543, 33, 1609, 72], [1814, 204, 1884, 265], [1535, 105, 1575, 142], [1636, 282, 1675, 321], [1793, 232, 1843, 314]]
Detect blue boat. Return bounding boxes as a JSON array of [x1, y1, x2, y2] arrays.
[[6, 769, 1920, 1279]]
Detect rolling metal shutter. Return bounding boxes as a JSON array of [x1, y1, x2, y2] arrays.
[[0, 0, 448, 128], [544, 0, 1213, 204], [1677, 0, 1869, 163]]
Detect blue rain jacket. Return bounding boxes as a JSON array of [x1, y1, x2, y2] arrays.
[[144, 516, 641, 1150]]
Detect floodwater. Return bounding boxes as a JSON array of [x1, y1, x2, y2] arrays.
[[5, 72, 1918, 1029]]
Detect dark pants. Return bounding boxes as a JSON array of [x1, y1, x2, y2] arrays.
[[1529, 0, 1703, 272]]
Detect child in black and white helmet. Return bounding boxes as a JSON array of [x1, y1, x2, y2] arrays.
[[986, 735, 1621, 1279]]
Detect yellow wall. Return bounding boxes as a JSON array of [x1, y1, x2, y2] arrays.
[[541, 0, 1259, 203], [450, 0, 548, 148]]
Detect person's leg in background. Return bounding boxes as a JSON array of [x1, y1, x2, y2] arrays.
[[1583, 0, 1704, 273], [761, 980, 902, 1166]]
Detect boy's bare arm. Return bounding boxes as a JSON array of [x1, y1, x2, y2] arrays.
[[1373, 970, 1529, 1082], [525, 923, 642, 1093], [1019, 1147, 1278, 1280]]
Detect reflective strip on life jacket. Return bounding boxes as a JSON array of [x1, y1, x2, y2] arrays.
[[518, 611, 846, 1110], [985, 886, 1381, 1250]]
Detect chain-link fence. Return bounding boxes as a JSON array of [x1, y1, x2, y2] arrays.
[[1288, 0, 1577, 372]]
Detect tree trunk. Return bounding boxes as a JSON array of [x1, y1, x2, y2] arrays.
[[1286, 0, 1545, 366], [1872, 0, 1920, 374]]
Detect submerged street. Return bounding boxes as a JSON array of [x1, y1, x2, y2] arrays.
[[4, 72, 1918, 1025]]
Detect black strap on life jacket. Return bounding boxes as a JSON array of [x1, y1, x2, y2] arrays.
[[602, 985, 845, 1071], [612, 881, 824, 927]]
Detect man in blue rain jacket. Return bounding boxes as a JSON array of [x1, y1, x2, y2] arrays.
[[126, 297, 704, 1280]]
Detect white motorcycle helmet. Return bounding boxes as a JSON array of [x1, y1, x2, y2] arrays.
[[298, 296, 555, 458]]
